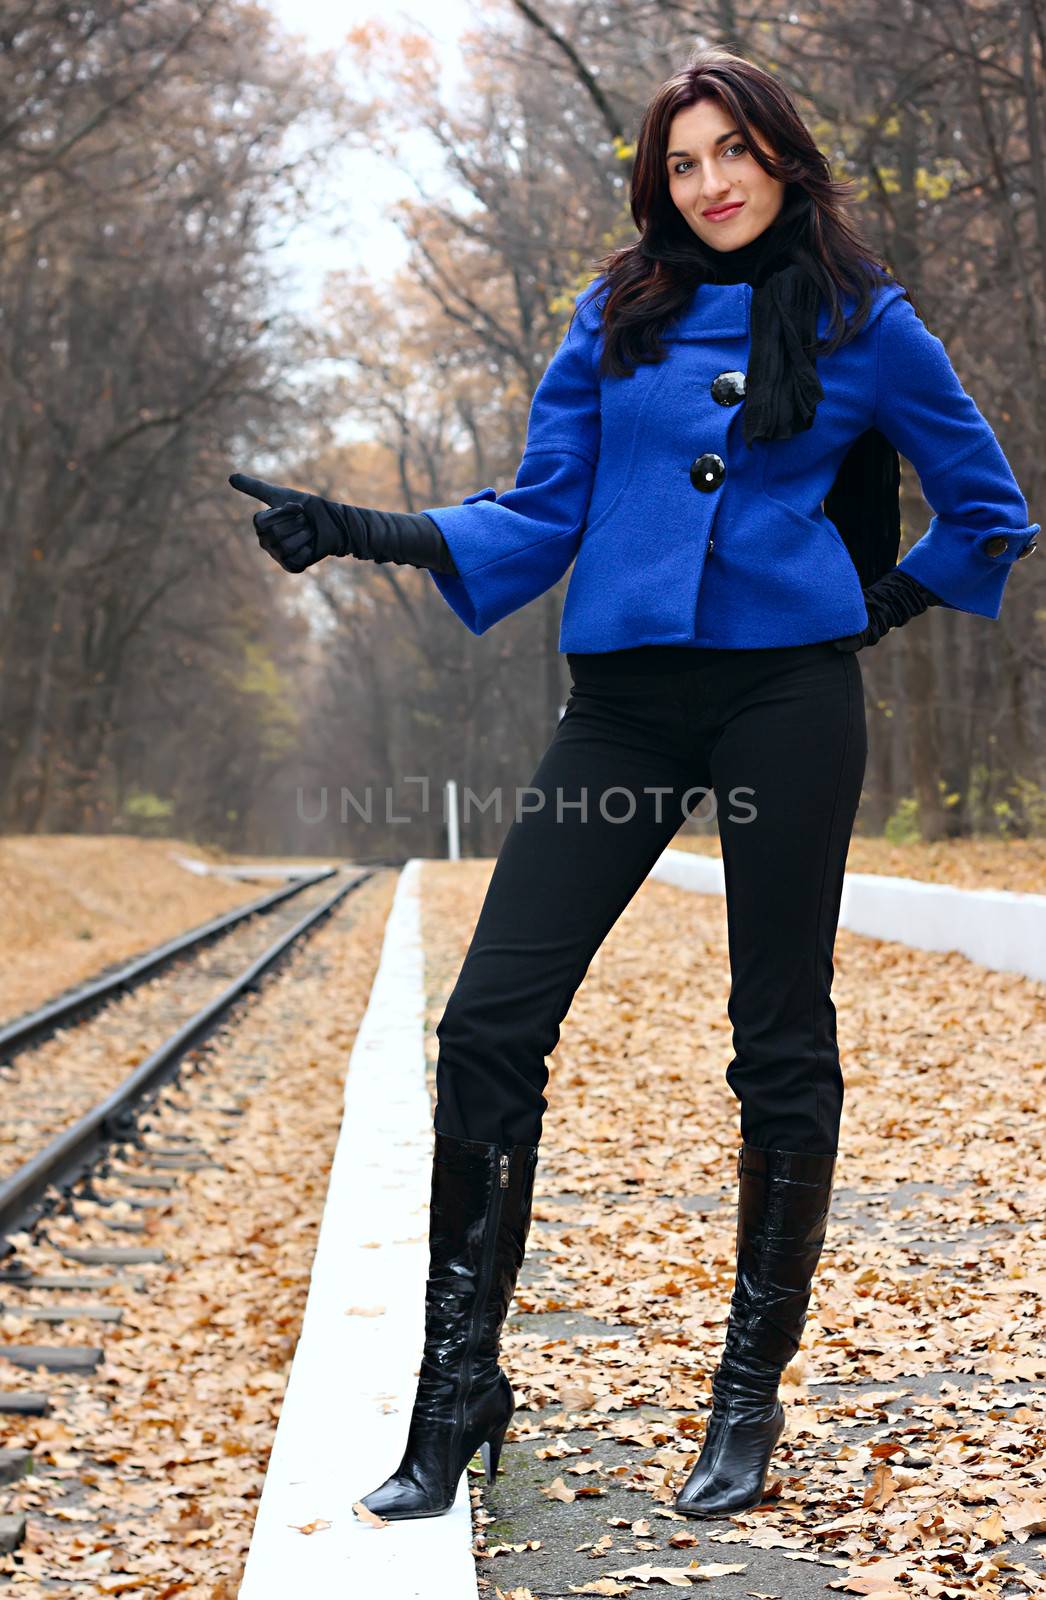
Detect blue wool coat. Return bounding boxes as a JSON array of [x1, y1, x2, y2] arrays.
[[423, 275, 1038, 650]]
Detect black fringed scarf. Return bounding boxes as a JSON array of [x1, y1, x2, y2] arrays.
[[642, 199, 902, 589]]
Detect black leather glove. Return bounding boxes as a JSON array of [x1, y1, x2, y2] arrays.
[[228, 473, 459, 576], [832, 569, 942, 651]]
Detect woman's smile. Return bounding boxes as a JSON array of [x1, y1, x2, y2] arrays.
[[703, 200, 746, 222]]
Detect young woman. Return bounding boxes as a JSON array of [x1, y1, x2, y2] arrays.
[[231, 46, 1037, 1524]]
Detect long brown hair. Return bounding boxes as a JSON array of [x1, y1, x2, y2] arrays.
[[578, 45, 899, 379]]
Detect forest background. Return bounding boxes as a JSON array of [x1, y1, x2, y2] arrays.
[[1, 0, 1042, 860]]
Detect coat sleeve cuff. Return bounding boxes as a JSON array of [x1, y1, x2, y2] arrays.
[[423, 458, 590, 635], [896, 521, 1040, 619]]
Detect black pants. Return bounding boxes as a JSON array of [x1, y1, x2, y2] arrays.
[[434, 641, 866, 1156]]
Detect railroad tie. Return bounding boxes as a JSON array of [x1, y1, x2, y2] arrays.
[[0, 1515, 26, 1555], [0, 1392, 49, 1415], [1, 1344, 103, 1373], [0, 1449, 32, 1486]]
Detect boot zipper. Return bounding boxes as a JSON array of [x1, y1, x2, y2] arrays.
[[449, 1147, 509, 1487]]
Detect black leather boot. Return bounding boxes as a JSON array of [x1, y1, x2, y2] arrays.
[[356, 1132, 538, 1520], [675, 1141, 837, 1519]]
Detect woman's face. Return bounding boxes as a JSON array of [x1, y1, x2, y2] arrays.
[[665, 98, 785, 251]]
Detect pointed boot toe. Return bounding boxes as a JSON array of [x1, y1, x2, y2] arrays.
[[357, 1469, 444, 1522], [675, 1395, 785, 1518]]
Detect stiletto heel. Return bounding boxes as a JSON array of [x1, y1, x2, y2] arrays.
[[480, 1414, 511, 1484]]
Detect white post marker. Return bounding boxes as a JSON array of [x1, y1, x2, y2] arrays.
[[445, 778, 460, 861], [238, 859, 478, 1600]]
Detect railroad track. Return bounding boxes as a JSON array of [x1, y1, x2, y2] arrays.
[[0, 865, 383, 1242], [0, 867, 339, 1062], [0, 861, 386, 1559]]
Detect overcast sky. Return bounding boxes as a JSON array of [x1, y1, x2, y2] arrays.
[[263, 0, 478, 309]]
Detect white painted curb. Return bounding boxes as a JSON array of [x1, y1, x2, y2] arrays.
[[650, 848, 725, 898], [837, 871, 1046, 983], [650, 847, 1046, 984], [238, 859, 477, 1599]]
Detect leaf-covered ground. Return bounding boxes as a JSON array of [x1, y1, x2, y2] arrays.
[[1, 841, 1042, 1595], [418, 859, 1046, 1599]]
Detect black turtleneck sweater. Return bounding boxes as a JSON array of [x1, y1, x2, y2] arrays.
[[699, 222, 785, 286]]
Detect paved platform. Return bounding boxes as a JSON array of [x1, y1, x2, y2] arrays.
[[478, 1178, 1046, 1595]]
